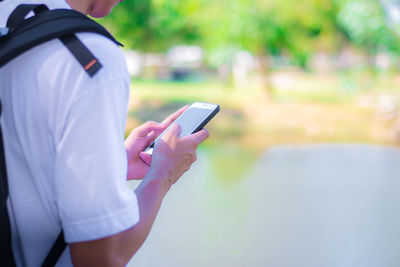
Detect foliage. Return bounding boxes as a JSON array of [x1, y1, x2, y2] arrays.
[[234, 0, 340, 67], [336, 0, 400, 55], [99, 0, 400, 68], [100, 0, 202, 52]]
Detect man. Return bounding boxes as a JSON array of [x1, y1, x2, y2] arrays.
[[0, 0, 209, 266]]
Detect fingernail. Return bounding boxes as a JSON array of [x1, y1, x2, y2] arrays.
[[140, 152, 152, 166]]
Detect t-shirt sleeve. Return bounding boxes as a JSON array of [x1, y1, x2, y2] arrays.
[[53, 78, 139, 243]]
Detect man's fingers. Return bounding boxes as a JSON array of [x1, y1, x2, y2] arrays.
[[160, 123, 181, 142], [139, 152, 152, 166], [161, 105, 189, 126], [187, 128, 209, 146], [171, 123, 182, 137], [145, 131, 157, 146], [135, 121, 166, 137], [175, 124, 182, 137]]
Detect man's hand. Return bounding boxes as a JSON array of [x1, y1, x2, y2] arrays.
[[146, 123, 209, 191], [72, 106, 209, 267], [71, 124, 209, 267], [125, 105, 189, 180]]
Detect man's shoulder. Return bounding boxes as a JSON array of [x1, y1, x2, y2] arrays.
[[37, 31, 128, 85], [41, 32, 129, 103], [76, 32, 127, 70], [72, 32, 130, 87], [0, 0, 128, 80]]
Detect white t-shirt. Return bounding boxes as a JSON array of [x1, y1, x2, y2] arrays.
[[0, 0, 140, 266]]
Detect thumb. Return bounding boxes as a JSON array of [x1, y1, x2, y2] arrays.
[[167, 123, 182, 137], [159, 123, 181, 145], [140, 152, 152, 166], [188, 128, 209, 146]]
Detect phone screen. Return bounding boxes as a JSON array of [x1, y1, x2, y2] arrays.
[[173, 103, 217, 137], [144, 102, 219, 155]]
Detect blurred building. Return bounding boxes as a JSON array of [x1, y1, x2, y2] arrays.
[[123, 45, 205, 81]]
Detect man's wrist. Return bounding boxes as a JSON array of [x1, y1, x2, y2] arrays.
[[138, 168, 172, 198]]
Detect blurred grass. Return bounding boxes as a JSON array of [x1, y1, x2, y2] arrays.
[[126, 72, 400, 155], [204, 144, 261, 185]]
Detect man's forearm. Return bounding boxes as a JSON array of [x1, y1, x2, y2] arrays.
[[70, 174, 170, 267], [128, 174, 170, 254], [71, 121, 206, 266]]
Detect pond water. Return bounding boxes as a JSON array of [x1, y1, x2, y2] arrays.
[[128, 145, 400, 267]]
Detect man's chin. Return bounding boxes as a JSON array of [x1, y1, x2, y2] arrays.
[[89, 6, 115, 18]]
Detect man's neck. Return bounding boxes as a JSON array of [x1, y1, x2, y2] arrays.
[[66, 0, 93, 15]]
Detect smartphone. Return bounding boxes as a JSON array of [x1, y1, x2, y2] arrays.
[[144, 102, 220, 156]]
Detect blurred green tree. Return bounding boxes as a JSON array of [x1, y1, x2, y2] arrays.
[[336, 0, 400, 69], [99, 0, 202, 52], [196, 0, 341, 98], [99, 0, 400, 96]]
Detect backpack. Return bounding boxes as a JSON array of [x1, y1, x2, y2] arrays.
[[0, 4, 123, 266]]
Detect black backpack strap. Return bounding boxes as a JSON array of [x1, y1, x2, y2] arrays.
[[6, 4, 49, 32], [0, 4, 112, 265], [0, 4, 123, 77], [42, 232, 67, 267], [60, 34, 102, 77], [0, 100, 16, 267]]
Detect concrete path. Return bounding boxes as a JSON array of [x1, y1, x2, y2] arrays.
[[129, 145, 400, 267]]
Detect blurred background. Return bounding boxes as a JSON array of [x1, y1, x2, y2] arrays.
[[98, 0, 400, 150], [98, 0, 400, 266]]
